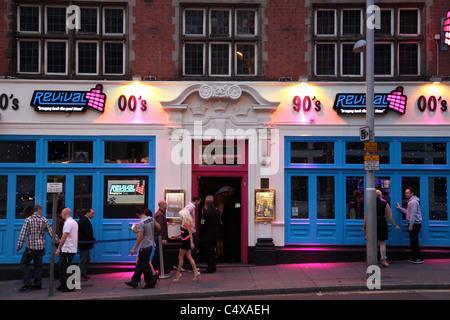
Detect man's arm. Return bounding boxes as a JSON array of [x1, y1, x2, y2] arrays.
[[56, 233, 69, 257], [16, 220, 29, 251], [130, 231, 143, 255]]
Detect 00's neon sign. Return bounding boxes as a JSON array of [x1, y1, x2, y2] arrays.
[[417, 96, 448, 112], [117, 95, 147, 112]]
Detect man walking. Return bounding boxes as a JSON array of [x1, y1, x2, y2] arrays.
[[396, 187, 423, 264], [78, 208, 96, 281], [16, 205, 59, 292], [56, 208, 78, 292], [153, 200, 169, 274]]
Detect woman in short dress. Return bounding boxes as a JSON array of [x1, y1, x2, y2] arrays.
[[171, 208, 200, 282]]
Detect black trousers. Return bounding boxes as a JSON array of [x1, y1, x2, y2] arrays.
[[58, 252, 76, 289], [409, 224, 422, 260], [131, 247, 153, 285], [203, 240, 217, 273]]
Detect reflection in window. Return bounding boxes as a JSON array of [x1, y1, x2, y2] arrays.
[[317, 176, 335, 219], [0, 141, 36, 163], [48, 141, 93, 163], [46, 175, 65, 219], [401, 143, 446, 165], [346, 142, 390, 164], [0, 176, 7, 219], [291, 176, 308, 219], [291, 142, 334, 164], [104, 141, 149, 164], [74, 176, 93, 219], [401, 177, 420, 220], [429, 177, 447, 221], [16, 175, 35, 218], [346, 177, 364, 219]]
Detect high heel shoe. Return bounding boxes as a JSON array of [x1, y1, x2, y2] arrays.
[[173, 273, 182, 283], [193, 272, 201, 281], [151, 273, 160, 284]]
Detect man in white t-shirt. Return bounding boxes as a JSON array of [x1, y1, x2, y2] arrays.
[[56, 208, 78, 292]]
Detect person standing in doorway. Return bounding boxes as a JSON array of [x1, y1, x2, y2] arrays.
[[396, 187, 424, 264], [56, 208, 78, 292], [199, 195, 221, 273], [78, 208, 96, 281], [16, 205, 60, 292], [153, 200, 169, 274]]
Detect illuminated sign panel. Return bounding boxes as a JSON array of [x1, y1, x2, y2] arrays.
[[444, 10, 450, 46], [333, 87, 407, 115], [107, 179, 146, 205], [30, 84, 106, 113]]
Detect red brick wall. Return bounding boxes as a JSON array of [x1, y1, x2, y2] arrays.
[[0, 1, 9, 75], [428, 2, 450, 77]]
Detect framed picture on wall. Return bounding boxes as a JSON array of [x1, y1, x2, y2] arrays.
[[165, 189, 186, 221], [255, 189, 275, 222]]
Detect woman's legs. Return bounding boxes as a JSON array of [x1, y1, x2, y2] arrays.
[[175, 249, 186, 279]]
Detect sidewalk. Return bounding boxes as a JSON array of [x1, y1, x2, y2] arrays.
[[1, 259, 450, 300]]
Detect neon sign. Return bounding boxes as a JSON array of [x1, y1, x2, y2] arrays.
[[292, 95, 321, 112], [117, 95, 147, 112], [417, 96, 448, 112], [444, 11, 450, 46], [333, 87, 407, 115], [30, 84, 106, 113]]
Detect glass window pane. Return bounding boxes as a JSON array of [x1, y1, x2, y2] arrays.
[[210, 10, 230, 36], [346, 142, 390, 164], [236, 43, 256, 75], [398, 43, 419, 75], [400, 177, 420, 220], [104, 176, 148, 219], [78, 42, 97, 74], [316, 44, 335, 75], [74, 176, 93, 219], [291, 176, 308, 219], [375, 44, 392, 76], [19, 41, 39, 73], [342, 10, 361, 35], [104, 141, 149, 164], [317, 176, 335, 219], [375, 177, 391, 205], [16, 175, 35, 219], [210, 43, 230, 75], [184, 9, 204, 35], [375, 10, 392, 35], [48, 141, 93, 163], [47, 7, 66, 33], [184, 43, 204, 75], [346, 177, 364, 219], [429, 177, 447, 221], [46, 175, 65, 219], [47, 41, 67, 74], [236, 10, 256, 35], [291, 142, 334, 164], [401, 143, 446, 165], [104, 42, 124, 74], [342, 44, 361, 75], [399, 9, 418, 34], [104, 8, 124, 34], [0, 141, 36, 163], [316, 10, 335, 35], [80, 8, 98, 33], [0, 176, 7, 219], [19, 6, 40, 32]]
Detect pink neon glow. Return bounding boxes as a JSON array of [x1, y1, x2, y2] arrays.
[[85, 85, 106, 112], [444, 11, 450, 46], [386, 87, 407, 114]]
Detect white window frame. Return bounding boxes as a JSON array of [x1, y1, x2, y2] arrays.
[[75, 40, 99, 76], [340, 9, 363, 36], [182, 42, 205, 76], [398, 8, 420, 36], [235, 9, 258, 37], [315, 9, 337, 36], [235, 42, 257, 76], [374, 42, 394, 77], [44, 39, 68, 75], [102, 7, 125, 35], [183, 8, 206, 37], [76, 7, 100, 34], [17, 39, 41, 74], [314, 42, 337, 76], [103, 41, 126, 75], [209, 42, 231, 77], [209, 8, 231, 37], [397, 42, 420, 76], [340, 42, 363, 77], [17, 5, 41, 34], [45, 6, 68, 34]]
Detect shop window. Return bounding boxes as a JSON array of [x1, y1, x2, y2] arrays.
[[346, 176, 364, 219], [290, 142, 334, 164], [74, 176, 93, 219], [104, 141, 149, 164], [400, 177, 420, 220], [47, 141, 93, 163], [104, 176, 148, 219], [0, 141, 36, 163], [46, 175, 65, 219], [401, 143, 446, 165], [15, 175, 35, 218], [345, 142, 390, 164], [182, 6, 259, 78], [429, 177, 447, 221], [290, 176, 308, 219], [317, 176, 335, 219], [0, 176, 7, 219]]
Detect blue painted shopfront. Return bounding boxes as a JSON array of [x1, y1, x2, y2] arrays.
[[285, 136, 450, 247], [0, 135, 155, 264]]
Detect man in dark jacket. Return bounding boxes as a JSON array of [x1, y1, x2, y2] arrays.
[[78, 209, 95, 281], [199, 195, 221, 273]]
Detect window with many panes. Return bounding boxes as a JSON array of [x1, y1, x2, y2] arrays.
[[182, 5, 259, 78], [16, 4, 126, 77], [314, 6, 423, 79]]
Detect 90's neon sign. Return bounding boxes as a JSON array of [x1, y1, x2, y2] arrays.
[[292, 95, 321, 112]]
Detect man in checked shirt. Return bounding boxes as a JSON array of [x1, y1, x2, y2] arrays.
[[16, 205, 60, 292]]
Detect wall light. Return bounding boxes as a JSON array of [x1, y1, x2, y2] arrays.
[[431, 76, 442, 84], [299, 76, 308, 84], [143, 75, 157, 81], [132, 74, 142, 83], [278, 76, 293, 82]]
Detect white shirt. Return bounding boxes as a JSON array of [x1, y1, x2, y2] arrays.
[[62, 217, 78, 253]]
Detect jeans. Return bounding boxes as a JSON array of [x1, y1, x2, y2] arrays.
[[131, 247, 153, 286], [58, 252, 76, 289], [20, 248, 44, 287], [409, 224, 423, 260]]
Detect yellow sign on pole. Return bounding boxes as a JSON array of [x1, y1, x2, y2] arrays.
[[364, 155, 379, 161], [364, 142, 378, 153]]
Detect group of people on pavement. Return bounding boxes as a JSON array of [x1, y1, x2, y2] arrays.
[[15, 186, 423, 293]]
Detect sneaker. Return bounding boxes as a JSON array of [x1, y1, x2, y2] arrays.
[[19, 285, 31, 292], [125, 281, 138, 288], [412, 259, 424, 264]]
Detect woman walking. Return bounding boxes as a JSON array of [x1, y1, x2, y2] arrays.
[[171, 208, 201, 282]]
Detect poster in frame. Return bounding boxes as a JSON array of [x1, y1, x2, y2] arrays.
[[164, 189, 186, 221], [255, 189, 275, 222]]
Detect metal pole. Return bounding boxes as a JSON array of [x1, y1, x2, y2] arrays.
[[48, 193, 57, 297], [365, 0, 378, 268], [158, 234, 170, 279]]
